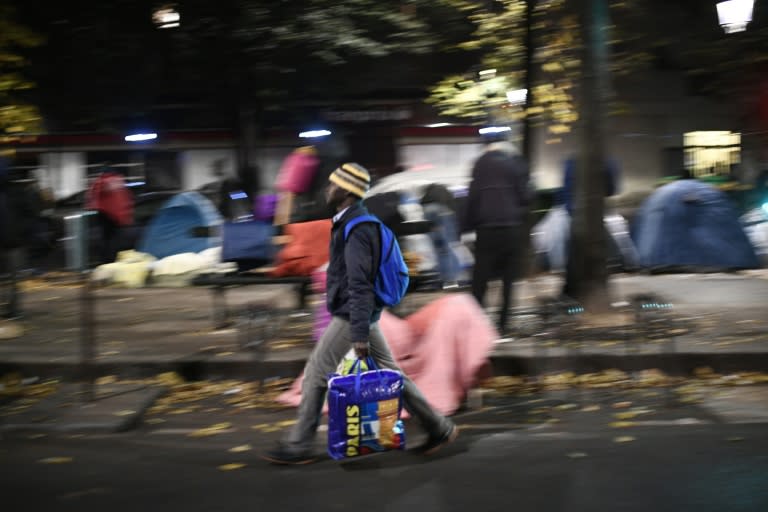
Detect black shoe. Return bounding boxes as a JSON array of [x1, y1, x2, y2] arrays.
[[261, 445, 317, 465], [420, 424, 459, 456]]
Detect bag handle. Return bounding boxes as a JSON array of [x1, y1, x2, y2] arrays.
[[352, 356, 380, 396]]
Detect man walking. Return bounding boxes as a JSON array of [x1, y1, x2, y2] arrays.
[[262, 162, 458, 465], [464, 140, 532, 336]]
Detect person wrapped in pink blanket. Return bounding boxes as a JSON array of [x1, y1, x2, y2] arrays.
[[278, 292, 497, 416]]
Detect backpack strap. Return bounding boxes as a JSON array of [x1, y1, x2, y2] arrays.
[[343, 214, 380, 240], [342, 215, 383, 281]]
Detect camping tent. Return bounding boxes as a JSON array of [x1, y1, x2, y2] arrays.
[[741, 206, 768, 265], [633, 180, 759, 272], [138, 192, 223, 259], [531, 205, 638, 273]]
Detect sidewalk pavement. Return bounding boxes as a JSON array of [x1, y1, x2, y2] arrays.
[[1, 268, 767, 434], [1, 270, 767, 384]]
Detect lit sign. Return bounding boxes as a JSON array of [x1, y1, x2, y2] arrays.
[[125, 133, 158, 142], [478, 126, 512, 135], [299, 130, 332, 138]]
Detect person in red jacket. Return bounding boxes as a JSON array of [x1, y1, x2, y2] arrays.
[[86, 168, 134, 264]]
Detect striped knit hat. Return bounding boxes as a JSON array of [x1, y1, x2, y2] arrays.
[[329, 162, 371, 198]]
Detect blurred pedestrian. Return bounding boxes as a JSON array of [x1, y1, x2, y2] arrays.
[[421, 183, 462, 286], [275, 134, 350, 224], [464, 140, 532, 335], [560, 156, 619, 217], [262, 162, 458, 465], [0, 156, 44, 318], [560, 156, 622, 296], [86, 166, 134, 264]]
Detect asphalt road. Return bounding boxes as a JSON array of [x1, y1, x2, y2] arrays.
[[2, 388, 767, 512]]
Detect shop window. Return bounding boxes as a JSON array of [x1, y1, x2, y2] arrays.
[[683, 131, 740, 178]]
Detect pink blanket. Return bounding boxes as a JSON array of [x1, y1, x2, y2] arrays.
[[277, 293, 497, 416]]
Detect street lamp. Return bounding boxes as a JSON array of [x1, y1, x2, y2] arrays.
[[717, 0, 754, 33], [506, 88, 528, 106], [153, 5, 180, 29]]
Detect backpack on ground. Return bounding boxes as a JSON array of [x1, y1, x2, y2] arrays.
[[343, 214, 410, 307]]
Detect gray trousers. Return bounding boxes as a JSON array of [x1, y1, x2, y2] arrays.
[[284, 316, 451, 454]]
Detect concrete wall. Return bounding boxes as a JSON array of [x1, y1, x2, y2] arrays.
[[531, 70, 739, 194], [178, 149, 237, 190], [38, 152, 86, 199], [395, 140, 483, 178]]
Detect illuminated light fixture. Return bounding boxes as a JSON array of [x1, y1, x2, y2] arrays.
[[125, 133, 157, 142], [478, 68, 497, 77], [762, 202, 768, 216], [229, 191, 248, 200], [426, 123, 451, 128], [126, 181, 146, 187], [153, 6, 180, 29], [478, 126, 512, 135], [299, 129, 331, 138], [506, 88, 528, 105], [716, 0, 754, 33]]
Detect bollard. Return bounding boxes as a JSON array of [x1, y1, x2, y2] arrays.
[[65, 211, 97, 402]]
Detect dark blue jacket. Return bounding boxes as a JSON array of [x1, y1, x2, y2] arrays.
[[326, 202, 383, 341], [560, 157, 620, 216], [463, 149, 531, 232]]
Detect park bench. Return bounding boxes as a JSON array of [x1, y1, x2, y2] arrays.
[[190, 271, 312, 329]]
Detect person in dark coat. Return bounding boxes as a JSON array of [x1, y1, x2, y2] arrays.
[[464, 140, 532, 335], [1, 157, 43, 318], [262, 162, 457, 465]]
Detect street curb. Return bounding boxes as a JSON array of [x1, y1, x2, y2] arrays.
[[490, 352, 768, 376], [3, 352, 768, 382], [0, 385, 167, 434]]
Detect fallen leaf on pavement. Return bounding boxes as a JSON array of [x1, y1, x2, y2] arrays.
[[113, 410, 135, 417], [613, 436, 636, 443], [96, 375, 118, 385], [188, 422, 233, 437], [613, 412, 639, 420], [727, 437, 745, 442], [38, 457, 73, 464], [612, 401, 632, 409], [145, 418, 165, 424], [567, 452, 588, 459], [218, 463, 246, 471], [609, 421, 636, 428], [170, 408, 196, 415], [229, 444, 252, 453], [581, 405, 601, 412]]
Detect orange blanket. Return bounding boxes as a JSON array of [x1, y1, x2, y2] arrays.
[[277, 293, 497, 416], [270, 219, 331, 277]]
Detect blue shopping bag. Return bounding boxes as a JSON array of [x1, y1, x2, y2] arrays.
[[327, 357, 406, 460]]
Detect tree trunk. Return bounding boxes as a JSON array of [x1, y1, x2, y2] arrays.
[[564, 0, 611, 312]]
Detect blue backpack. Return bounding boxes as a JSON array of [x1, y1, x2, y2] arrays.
[[343, 215, 410, 307]]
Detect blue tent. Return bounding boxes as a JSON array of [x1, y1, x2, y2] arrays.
[[633, 180, 759, 272], [138, 192, 223, 259]]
